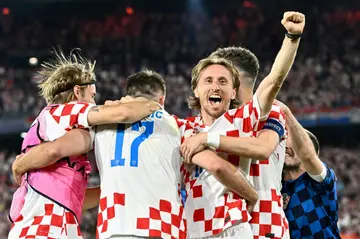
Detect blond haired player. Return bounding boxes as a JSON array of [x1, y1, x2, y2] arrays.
[[9, 50, 160, 239]]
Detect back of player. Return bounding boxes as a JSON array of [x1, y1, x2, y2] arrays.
[[95, 109, 186, 239]]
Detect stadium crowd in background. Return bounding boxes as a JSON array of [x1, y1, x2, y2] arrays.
[[0, 0, 359, 238]]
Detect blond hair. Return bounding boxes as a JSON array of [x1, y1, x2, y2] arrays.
[[38, 49, 96, 104], [187, 56, 241, 110]]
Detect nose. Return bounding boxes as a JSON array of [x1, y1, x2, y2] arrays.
[[211, 81, 221, 90]]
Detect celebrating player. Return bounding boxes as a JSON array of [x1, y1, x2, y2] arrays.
[[280, 102, 340, 239], [180, 11, 305, 239], [13, 70, 259, 239], [207, 46, 290, 238], [8, 51, 160, 239]]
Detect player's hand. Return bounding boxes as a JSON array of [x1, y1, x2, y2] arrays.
[[281, 11, 305, 35], [275, 100, 291, 116], [104, 100, 120, 105], [282, 193, 290, 209], [12, 153, 25, 186], [180, 133, 208, 163], [119, 95, 136, 103]]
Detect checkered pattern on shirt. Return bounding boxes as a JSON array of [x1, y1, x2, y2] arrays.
[[182, 95, 264, 238], [249, 105, 289, 239], [97, 192, 125, 236], [48, 102, 93, 132], [136, 199, 187, 239], [282, 164, 340, 239], [13, 203, 81, 239]]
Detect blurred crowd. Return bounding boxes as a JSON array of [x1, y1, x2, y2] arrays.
[[0, 0, 359, 238], [0, 2, 360, 119]]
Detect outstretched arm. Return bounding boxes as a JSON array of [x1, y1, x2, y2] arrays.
[[191, 150, 258, 211], [87, 99, 160, 126], [12, 129, 92, 185], [255, 11, 305, 117]]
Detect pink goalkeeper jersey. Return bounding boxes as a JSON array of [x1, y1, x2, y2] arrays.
[[9, 102, 95, 223], [181, 94, 266, 238]]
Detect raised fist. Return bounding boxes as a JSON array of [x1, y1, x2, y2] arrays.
[[281, 11, 305, 35]]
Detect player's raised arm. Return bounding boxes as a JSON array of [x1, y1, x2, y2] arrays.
[[191, 150, 258, 211], [12, 129, 92, 185], [279, 102, 324, 177], [87, 99, 160, 126], [255, 11, 305, 117]]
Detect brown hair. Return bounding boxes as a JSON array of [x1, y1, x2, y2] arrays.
[[126, 70, 166, 100], [187, 56, 241, 110], [38, 49, 96, 104], [210, 46, 260, 89]]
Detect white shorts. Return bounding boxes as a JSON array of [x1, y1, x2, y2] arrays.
[[8, 185, 82, 239], [190, 222, 253, 239]]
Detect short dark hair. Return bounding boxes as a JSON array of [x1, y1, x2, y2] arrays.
[[126, 70, 166, 100], [210, 46, 260, 88], [305, 129, 320, 155]]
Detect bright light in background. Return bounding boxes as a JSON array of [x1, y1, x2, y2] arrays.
[[2, 8, 10, 16], [126, 7, 134, 15], [20, 132, 27, 138], [29, 57, 38, 66]]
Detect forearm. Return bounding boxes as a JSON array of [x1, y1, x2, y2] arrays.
[[83, 187, 101, 210], [14, 143, 59, 175], [284, 111, 322, 174], [218, 136, 272, 160], [257, 36, 300, 115], [192, 150, 258, 204], [88, 100, 160, 126]]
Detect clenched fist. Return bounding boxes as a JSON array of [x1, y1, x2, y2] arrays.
[[281, 11, 305, 35]]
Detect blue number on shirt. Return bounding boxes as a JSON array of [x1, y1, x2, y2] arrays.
[[111, 121, 154, 167]]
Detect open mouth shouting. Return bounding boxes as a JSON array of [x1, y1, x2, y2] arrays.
[[209, 94, 222, 106]]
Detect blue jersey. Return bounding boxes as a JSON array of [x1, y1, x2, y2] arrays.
[[282, 164, 340, 239]]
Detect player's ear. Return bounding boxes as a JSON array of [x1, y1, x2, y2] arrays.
[[231, 88, 236, 100], [159, 95, 165, 106], [194, 88, 199, 98], [73, 85, 82, 101]]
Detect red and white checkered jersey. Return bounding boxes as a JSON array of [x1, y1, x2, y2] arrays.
[[182, 94, 265, 238], [249, 104, 289, 239], [94, 110, 187, 239]]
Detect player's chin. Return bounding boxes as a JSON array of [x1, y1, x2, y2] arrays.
[[206, 106, 226, 117]]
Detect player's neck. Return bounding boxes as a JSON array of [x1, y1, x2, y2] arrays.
[[239, 88, 253, 105], [283, 165, 305, 181], [200, 112, 217, 126]]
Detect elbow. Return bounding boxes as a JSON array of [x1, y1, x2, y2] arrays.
[[207, 161, 227, 176], [260, 147, 273, 159]]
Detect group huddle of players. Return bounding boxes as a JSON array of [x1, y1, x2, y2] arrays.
[[7, 11, 340, 239]]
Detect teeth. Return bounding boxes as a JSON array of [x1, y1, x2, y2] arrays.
[[210, 95, 221, 99]]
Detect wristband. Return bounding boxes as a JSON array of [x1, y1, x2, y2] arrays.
[[285, 32, 302, 41], [207, 133, 220, 149]]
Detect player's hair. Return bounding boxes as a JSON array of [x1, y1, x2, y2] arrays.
[[210, 46, 260, 89], [187, 56, 241, 110], [38, 49, 96, 104], [126, 70, 166, 100], [305, 129, 320, 155]]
